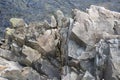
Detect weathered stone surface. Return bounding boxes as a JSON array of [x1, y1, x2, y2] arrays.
[[21, 67, 47, 80], [10, 42, 21, 56], [81, 71, 95, 80], [62, 71, 78, 80], [0, 57, 22, 79], [68, 40, 85, 60], [51, 15, 57, 28], [0, 77, 8, 80], [104, 39, 120, 80], [0, 48, 17, 61], [1, 5, 120, 80], [56, 10, 65, 27], [71, 5, 120, 46], [33, 59, 60, 79], [10, 18, 26, 28], [22, 45, 41, 65], [26, 29, 58, 55]]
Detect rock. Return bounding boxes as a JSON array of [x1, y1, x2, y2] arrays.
[[113, 21, 120, 35], [26, 29, 57, 55], [81, 71, 95, 80], [21, 67, 47, 80], [36, 30, 56, 54], [71, 5, 120, 46], [71, 21, 95, 46], [33, 59, 60, 79], [0, 77, 8, 80], [10, 18, 26, 28], [10, 42, 21, 56], [104, 39, 120, 80], [56, 10, 65, 27], [51, 15, 57, 28], [79, 59, 94, 74], [68, 40, 85, 60], [21, 45, 41, 65], [0, 48, 17, 61], [4, 28, 15, 47], [0, 57, 23, 79], [12, 34, 25, 46], [62, 71, 78, 80]]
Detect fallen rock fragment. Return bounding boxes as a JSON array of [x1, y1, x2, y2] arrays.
[[33, 59, 60, 79], [21, 45, 41, 65], [0, 77, 8, 80], [81, 71, 95, 80], [10, 18, 26, 28]]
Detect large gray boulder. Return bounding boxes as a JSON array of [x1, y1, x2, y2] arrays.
[[71, 5, 120, 47]]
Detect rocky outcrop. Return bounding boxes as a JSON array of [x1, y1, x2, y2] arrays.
[[0, 5, 120, 80]]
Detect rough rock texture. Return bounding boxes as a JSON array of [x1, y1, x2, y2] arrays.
[[0, 5, 120, 80]]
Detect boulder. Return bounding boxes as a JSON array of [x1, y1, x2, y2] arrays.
[[0, 48, 17, 61], [68, 40, 85, 60], [56, 10, 65, 27], [51, 15, 57, 28], [71, 5, 120, 46], [104, 39, 120, 80], [62, 71, 78, 80], [21, 45, 41, 65], [0, 57, 23, 80], [0, 77, 8, 80], [33, 59, 60, 79], [21, 67, 47, 80], [81, 71, 95, 80], [10, 18, 26, 28], [26, 29, 57, 55]]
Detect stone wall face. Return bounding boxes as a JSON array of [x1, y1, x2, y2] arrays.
[[0, 5, 120, 80]]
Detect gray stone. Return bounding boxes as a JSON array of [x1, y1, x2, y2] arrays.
[[51, 15, 57, 28], [0, 57, 23, 80], [81, 71, 95, 80], [104, 39, 120, 80], [0, 77, 8, 80], [56, 10, 65, 27], [10, 18, 26, 28], [0, 48, 17, 61], [21, 67, 47, 80], [62, 71, 78, 80], [68, 40, 85, 60], [71, 5, 120, 46], [33, 59, 60, 79], [21, 45, 41, 65]]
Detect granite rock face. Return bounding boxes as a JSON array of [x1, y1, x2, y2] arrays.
[[0, 5, 120, 80]]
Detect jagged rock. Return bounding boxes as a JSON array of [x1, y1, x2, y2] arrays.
[[12, 34, 25, 46], [10, 18, 26, 28], [36, 30, 56, 54], [0, 57, 23, 79], [81, 71, 95, 80], [79, 59, 94, 74], [33, 59, 60, 79], [113, 21, 120, 35], [21, 67, 47, 80], [68, 40, 84, 59], [56, 10, 65, 27], [51, 15, 57, 28], [21, 45, 41, 65], [0, 48, 17, 61], [0, 77, 8, 80], [71, 5, 120, 47], [10, 42, 21, 56], [62, 71, 78, 80], [26, 29, 58, 55], [104, 39, 120, 80]]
